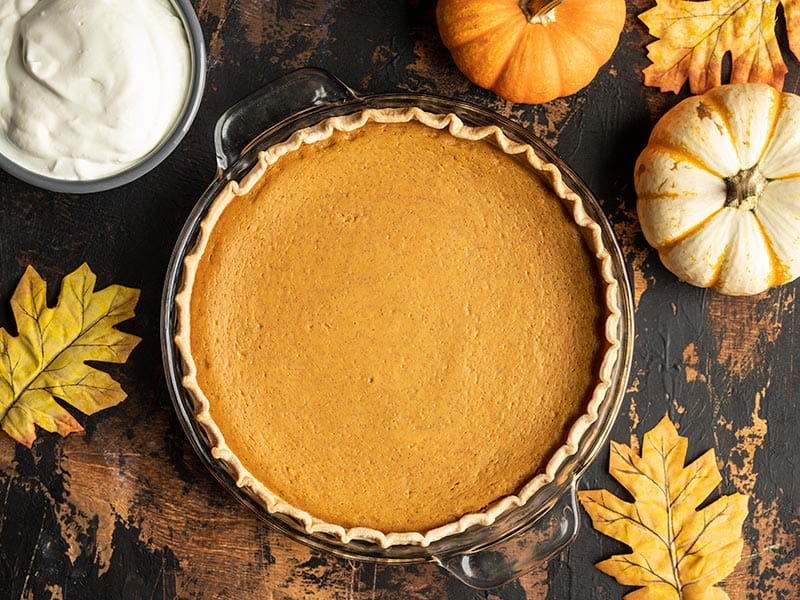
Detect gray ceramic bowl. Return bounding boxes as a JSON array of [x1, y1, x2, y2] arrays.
[[0, 0, 206, 194]]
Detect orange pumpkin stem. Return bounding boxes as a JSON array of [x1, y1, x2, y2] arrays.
[[520, 0, 564, 24]]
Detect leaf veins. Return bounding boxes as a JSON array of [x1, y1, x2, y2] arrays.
[[0, 264, 141, 447], [639, 0, 799, 94], [578, 415, 749, 600]]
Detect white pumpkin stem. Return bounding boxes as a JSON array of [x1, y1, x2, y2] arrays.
[[725, 166, 767, 211], [521, 0, 563, 24]]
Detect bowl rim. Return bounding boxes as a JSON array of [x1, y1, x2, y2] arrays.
[[0, 0, 206, 194]]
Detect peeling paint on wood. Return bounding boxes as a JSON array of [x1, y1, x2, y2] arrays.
[[0, 0, 798, 598]]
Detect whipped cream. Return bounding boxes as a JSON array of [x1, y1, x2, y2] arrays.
[[0, 0, 191, 181]]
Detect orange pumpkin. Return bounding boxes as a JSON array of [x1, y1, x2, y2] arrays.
[[436, 0, 627, 104]]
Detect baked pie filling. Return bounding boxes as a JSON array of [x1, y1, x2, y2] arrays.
[[175, 108, 621, 547]]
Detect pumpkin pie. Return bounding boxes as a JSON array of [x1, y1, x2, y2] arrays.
[[174, 107, 621, 547]]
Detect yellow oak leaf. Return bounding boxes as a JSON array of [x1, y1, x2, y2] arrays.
[[639, 0, 799, 94], [578, 415, 749, 600], [0, 264, 141, 447]]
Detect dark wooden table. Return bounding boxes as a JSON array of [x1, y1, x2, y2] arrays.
[[1, 1, 798, 598]]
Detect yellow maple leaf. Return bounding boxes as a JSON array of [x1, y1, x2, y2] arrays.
[[640, 0, 799, 94], [0, 264, 141, 447], [578, 415, 749, 600]]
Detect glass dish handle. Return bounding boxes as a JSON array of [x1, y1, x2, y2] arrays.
[[435, 479, 580, 590], [213, 67, 357, 170]]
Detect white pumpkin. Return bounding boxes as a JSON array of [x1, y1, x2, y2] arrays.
[[634, 83, 800, 296]]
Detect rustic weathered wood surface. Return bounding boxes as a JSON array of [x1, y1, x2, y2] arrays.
[[1, 1, 798, 598]]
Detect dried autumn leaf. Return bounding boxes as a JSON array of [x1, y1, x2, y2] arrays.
[[578, 415, 749, 600], [0, 264, 141, 447], [640, 0, 800, 94]]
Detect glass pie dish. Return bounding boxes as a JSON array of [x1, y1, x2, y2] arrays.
[[160, 68, 634, 589]]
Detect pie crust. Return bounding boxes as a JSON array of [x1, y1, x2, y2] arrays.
[[174, 107, 622, 548]]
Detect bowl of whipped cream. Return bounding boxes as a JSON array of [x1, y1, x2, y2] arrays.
[[0, 0, 206, 193]]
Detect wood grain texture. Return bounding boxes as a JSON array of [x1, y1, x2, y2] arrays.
[[0, 1, 798, 598]]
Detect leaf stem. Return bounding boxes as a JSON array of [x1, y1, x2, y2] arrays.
[[659, 437, 683, 595]]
